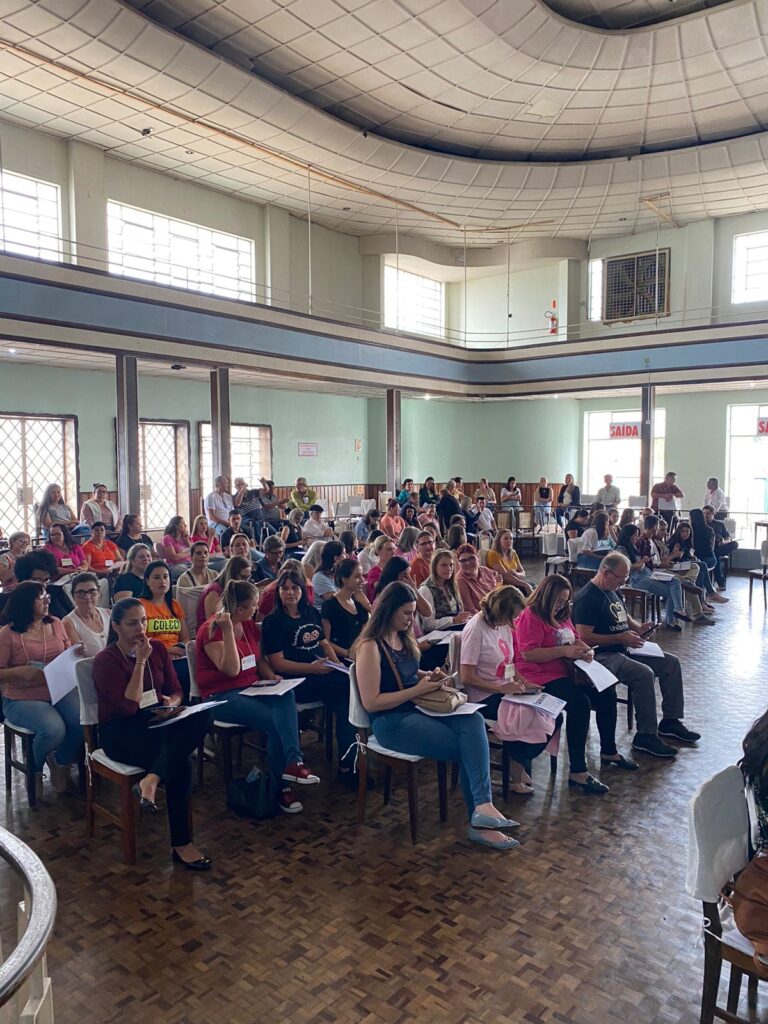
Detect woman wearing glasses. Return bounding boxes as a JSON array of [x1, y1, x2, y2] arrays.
[[63, 572, 110, 656]]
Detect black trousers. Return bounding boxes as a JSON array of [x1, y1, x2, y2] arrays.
[[100, 711, 212, 847], [295, 672, 356, 767], [542, 676, 617, 773], [479, 694, 554, 772]]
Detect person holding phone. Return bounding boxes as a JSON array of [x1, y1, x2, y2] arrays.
[[571, 551, 701, 760], [92, 599, 212, 870]]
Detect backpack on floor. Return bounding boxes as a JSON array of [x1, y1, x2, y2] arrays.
[[226, 767, 279, 820]]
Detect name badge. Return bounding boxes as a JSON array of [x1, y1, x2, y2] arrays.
[[105, 559, 113, 567], [140, 688, 159, 709], [241, 654, 256, 671], [29, 660, 44, 670], [61, 558, 73, 566], [504, 664, 515, 681]]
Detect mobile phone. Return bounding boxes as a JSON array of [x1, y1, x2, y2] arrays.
[[641, 624, 658, 637]]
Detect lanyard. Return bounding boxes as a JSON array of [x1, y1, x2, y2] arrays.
[[20, 626, 48, 665], [118, 646, 154, 692]]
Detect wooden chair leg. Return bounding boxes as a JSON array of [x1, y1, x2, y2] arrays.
[[501, 746, 510, 801], [234, 733, 243, 772], [325, 707, 334, 764], [120, 780, 137, 865], [221, 733, 234, 783], [749, 577, 754, 606], [406, 763, 419, 844], [747, 973, 758, 1011], [4, 727, 12, 793], [699, 940, 722, 1024], [726, 966, 742, 1014], [195, 740, 205, 786], [86, 766, 96, 838], [450, 761, 460, 791], [356, 749, 368, 824], [23, 734, 36, 809], [437, 762, 448, 823], [626, 690, 634, 731], [549, 754, 557, 774], [383, 764, 393, 806]]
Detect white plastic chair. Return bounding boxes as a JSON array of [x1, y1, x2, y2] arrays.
[[360, 498, 376, 515], [627, 495, 648, 509], [378, 491, 392, 512], [579, 494, 596, 506]]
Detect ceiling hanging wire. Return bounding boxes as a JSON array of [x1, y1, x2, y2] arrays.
[[463, 226, 468, 348], [506, 228, 511, 348], [395, 202, 399, 335], [306, 165, 313, 317]]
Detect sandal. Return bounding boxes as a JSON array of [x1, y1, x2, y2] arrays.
[[568, 774, 609, 794], [508, 782, 535, 795]]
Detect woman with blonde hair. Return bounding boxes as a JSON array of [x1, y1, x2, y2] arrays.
[[417, 549, 471, 632], [281, 507, 305, 555], [198, 555, 253, 627], [364, 535, 396, 601], [486, 529, 531, 595], [190, 514, 222, 558], [395, 526, 420, 563]]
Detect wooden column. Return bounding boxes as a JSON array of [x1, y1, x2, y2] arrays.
[[386, 388, 401, 495], [640, 383, 655, 501], [115, 354, 140, 513], [210, 367, 231, 483]]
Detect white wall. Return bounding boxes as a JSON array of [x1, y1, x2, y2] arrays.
[[446, 263, 560, 346]]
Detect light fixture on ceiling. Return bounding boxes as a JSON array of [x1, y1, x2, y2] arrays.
[[342, 206, 351, 211], [140, 127, 152, 137], [170, 363, 186, 371]]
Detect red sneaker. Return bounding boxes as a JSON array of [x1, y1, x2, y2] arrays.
[[278, 789, 303, 814], [282, 763, 320, 785]]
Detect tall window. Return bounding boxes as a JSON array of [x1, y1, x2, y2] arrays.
[[732, 231, 768, 304], [138, 421, 189, 531], [384, 266, 444, 338], [588, 259, 603, 322], [199, 423, 273, 496], [583, 409, 666, 499], [0, 415, 76, 534], [107, 201, 256, 301], [0, 170, 61, 261], [726, 403, 768, 541]]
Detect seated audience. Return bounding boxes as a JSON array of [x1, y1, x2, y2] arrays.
[[445, 524, 467, 559], [355, 581, 519, 850], [196, 580, 319, 813], [397, 479, 415, 505], [38, 483, 88, 538], [365, 536, 396, 602], [303, 505, 333, 542], [258, 560, 313, 618], [259, 480, 285, 532], [703, 505, 738, 587], [281, 508, 305, 554], [253, 536, 286, 583], [437, 482, 463, 533], [474, 478, 497, 506], [115, 514, 153, 557], [410, 531, 436, 587], [703, 477, 728, 515], [460, 586, 557, 794], [301, 540, 327, 580], [651, 471, 684, 528], [205, 476, 234, 538], [533, 477, 553, 532], [44, 524, 90, 577], [395, 526, 420, 562], [290, 477, 316, 515], [176, 542, 218, 589], [311, 540, 345, 610], [419, 477, 439, 507], [0, 532, 30, 593], [233, 477, 266, 537], [500, 477, 522, 526], [618, 508, 636, 531], [355, 509, 381, 545], [338, 530, 357, 559], [160, 516, 193, 579], [417, 504, 439, 530], [114, 544, 153, 601], [486, 530, 531, 595], [63, 571, 110, 656], [229, 532, 261, 571], [139, 560, 190, 698], [262, 569, 357, 784], [401, 504, 420, 530], [381, 499, 406, 540], [607, 508, 620, 544], [556, 474, 581, 527], [93, 599, 211, 869], [456, 544, 502, 615], [452, 477, 471, 512], [577, 511, 615, 570], [689, 507, 727, 593], [596, 474, 621, 507], [572, 551, 700, 759], [79, 484, 121, 537], [565, 508, 589, 539], [190, 515, 222, 557], [13, 551, 73, 620], [472, 497, 496, 537], [374, 556, 432, 620], [220, 510, 254, 553], [199, 556, 253, 626], [0, 580, 83, 793], [665, 523, 715, 622], [616, 520, 689, 630], [83, 522, 124, 579], [321, 559, 371, 660], [417, 550, 471, 631]]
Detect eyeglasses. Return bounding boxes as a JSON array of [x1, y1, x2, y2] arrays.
[[606, 570, 629, 585], [458, 557, 478, 565], [75, 589, 99, 598]]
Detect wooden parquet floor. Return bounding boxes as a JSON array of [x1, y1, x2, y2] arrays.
[[2, 573, 768, 1024]]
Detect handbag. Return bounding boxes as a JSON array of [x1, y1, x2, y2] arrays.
[[226, 767, 279, 820], [726, 856, 768, 966], [378, 641, 467, 714]]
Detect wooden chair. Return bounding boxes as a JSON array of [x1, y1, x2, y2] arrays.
[[74, 658, 145, 865], [187, 640, 248, 784], [349, 665, 448, 843], [620, 586, 662, 624], [687, 765, 767, 1024], [748, 541, 768, 609], [3, 722, 38, 809]]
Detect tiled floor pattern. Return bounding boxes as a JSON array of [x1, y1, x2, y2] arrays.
[[2, 573, 767, 1024]]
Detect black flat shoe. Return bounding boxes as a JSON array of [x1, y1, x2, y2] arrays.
[[132, 782, 158, 814], [601, 753, 639, 771], [172, 849, 212, 871], [568, 774, 609, 794]]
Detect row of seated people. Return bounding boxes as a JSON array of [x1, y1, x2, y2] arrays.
[[0, 517, 701, 866]]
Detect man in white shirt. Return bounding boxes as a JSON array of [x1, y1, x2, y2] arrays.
[[473, 497, 496, 535], [205, 475, 233, 537], [302, 504, 333, 541], [596, 474, 621, 507], [703, 477, 728, 515]]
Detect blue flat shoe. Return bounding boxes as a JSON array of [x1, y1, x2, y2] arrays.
[[471, 810, 520, 830], [468, 827, 520, 850]]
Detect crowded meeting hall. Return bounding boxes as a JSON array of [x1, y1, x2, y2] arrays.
[[1, 2, 768, 1023]]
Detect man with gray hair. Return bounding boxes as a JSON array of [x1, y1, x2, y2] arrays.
[[572, 551, 700, 759]]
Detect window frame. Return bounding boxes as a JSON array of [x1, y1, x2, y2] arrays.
[[582, 407, 666, 498], [198, 421, 274, 498], [598, 248, 671, 325], [383, 264, 445, 338], [135, 418, 191, 532], [732, 230, 768, 305], [0, 169, 62, 263]]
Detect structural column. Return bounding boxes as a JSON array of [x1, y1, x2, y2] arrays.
[[640, 383, 655, 501], [210, 367, 232, 483], [385, 388, 401, 495], [115, 354, 140, 514]]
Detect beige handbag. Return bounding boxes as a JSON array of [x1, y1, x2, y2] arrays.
[[378, 641, 467, 714]]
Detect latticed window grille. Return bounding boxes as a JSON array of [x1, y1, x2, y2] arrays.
[[138, 421, 189, 531], [383, 265, 445, 337], [199, 423, 273, 496], [107, 201, 255, 301], [601, 249, 669, 323], [0, 170, 61, 261], [0, 416, 77, 534]]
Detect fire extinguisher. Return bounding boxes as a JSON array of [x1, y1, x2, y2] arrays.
[[545, 299, 558, 335]]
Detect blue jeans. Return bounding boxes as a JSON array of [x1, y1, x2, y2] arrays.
[[371, 709, 492, 820], [628, 569, 684, 624], [694, 559, 716, 594], [534, 503, 550, 528], [209, 688, 303, 785], [2, 690, 83, 773]]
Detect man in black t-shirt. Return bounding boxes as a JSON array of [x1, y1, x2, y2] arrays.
[[572, 551, 701, 759], [565, 509, 588, 540]]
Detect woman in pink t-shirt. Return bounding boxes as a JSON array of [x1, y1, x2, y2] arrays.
[[514, 576, 632, 795], [460, 586, 558, 795]]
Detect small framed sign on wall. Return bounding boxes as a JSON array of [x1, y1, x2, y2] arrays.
[[298, 442, 319, 457]]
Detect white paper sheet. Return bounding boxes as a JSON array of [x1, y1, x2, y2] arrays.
[[651, 571, 674, 581], [631, 640, 664, 659], [148, 700, 226, 728], [417, 702, 485, 718], [43, 646, 83, 704], [323, 660, 349, 674], [421, 630, 453, 644], [501, 691, 566, 718], [574, 658, 618, 693], [672, 561, 692, 571], [239, 678, 305, 697]]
